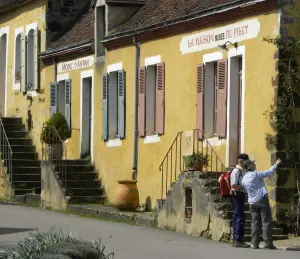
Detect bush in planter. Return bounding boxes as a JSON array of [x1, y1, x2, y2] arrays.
[[0, 228, 114, 259], [41, 113, 71, 145], [183, 152, 210, 171]]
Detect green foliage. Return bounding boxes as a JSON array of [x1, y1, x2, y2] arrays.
[[41, 113, 71, 145], [0, 228, 114, 259], [183, 152, 210, 171]]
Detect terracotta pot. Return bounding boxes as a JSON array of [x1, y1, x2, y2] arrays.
[[114, 180, 139, 211]]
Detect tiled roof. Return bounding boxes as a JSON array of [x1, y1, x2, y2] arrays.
[[110, 0, 253, 35], [48, 8, 95, 51]]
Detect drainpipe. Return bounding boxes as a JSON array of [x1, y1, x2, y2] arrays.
[[53, 57, 57, 82], [132, 36, 141, 180]]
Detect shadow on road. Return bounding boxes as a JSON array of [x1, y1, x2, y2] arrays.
[[0, 228, 34, 235]]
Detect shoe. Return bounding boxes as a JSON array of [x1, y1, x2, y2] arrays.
[[233, 241, 251, 248], [264, 244, 277, 250], [252, 245, 259, 249]]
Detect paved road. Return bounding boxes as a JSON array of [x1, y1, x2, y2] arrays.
[[0, 203, 299, 259]]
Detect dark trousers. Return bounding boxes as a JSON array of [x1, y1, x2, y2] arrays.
[[231, 192, 245, 242], [249, 195, 273, 246]]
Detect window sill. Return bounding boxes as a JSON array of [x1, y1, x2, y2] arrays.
[[106, 138, 122, 147], [144, 135, 161, 144], [204, 136, 226, 147], [26, 90, 37, 97]]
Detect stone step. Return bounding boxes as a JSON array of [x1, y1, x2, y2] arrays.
[[64, 180, 102, 189], [56, 165, 94, 173], [65, 188, 104, 197], [68, 196, 105, 204], [11, 145, 36, 153], [11, 159, 41, 167], [13, 189, 34, 195], [8, 138, 33, 145], [244, 235, 288, 242], [1, 117, 22, 125], [3, 124, 25, 131], [12, 166, 41, 174], [12, 181, 41, 189], [244, 227, 283, 235], [53, 159, 91, 166], [11, 174, 41, 182], [57, 171, 98, 181], [12, 152, 38, 160], [230, 220, 278, 227], [5, 131, 28, 138], [33, 187, 41, 194]]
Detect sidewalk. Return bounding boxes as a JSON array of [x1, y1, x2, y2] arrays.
[[274, 236, 300, 251], [67, 204, 157, 228]]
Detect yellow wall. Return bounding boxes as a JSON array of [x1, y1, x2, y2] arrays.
[[0, 0, 47, 156], [93, 10, 280, 208]]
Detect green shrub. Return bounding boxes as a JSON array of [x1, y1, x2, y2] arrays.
[[183, 152, 210, 171], [0, 228, 114, 259], [41, 113, 71, 144]]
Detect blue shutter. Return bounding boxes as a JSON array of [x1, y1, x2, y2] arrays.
[[33, 27, 39, 90], [65, 79, 71, 130], [50, 82, 57, 118], [20, 32, 26, 92], [117, 70, 125, 139], [102, 73, 108, 141]]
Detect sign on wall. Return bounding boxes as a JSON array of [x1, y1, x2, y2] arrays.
[[57, 56, 94, 73], [180, 18, 260, 55]]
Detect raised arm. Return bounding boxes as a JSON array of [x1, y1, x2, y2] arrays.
[[257, 159, 282, 179]]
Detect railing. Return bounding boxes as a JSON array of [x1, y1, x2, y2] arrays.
[[41, 126, 67, 190], [0, 118, 13, 184], [159, 129, 227, 199]]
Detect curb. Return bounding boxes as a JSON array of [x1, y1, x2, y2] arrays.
[[67, 205, 158, 228]]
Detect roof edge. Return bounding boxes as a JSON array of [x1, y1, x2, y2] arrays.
[[0, 0, 35, 14], [103, 0, 270, 42]]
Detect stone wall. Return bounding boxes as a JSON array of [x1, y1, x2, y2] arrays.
[[41, 161, 67, 211], [0, 158, 12, 200], [158, 173, 231, 242]]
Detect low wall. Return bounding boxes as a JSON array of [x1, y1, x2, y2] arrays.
[[41, 161, 67, 211], [0, 158, 12, 199], [158, 173, 231, 242]]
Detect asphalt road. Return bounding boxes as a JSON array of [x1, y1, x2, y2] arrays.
[[0, 203, 299, 259]]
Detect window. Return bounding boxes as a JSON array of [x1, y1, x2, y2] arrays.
[[15, 34, 21, 83], [196, 60, 228, 139], [102, 70, 126, 141], [50, 80, 71, 128], [138, 63, 165, 137], [19, 26, 39, 92]]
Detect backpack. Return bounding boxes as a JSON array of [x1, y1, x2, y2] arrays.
[[218, 169, 242, 197]]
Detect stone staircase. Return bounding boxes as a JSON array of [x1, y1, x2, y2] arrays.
[[1, 117, 41, 195], [53, 159, 105, 204], [201, 172, 288, 242]]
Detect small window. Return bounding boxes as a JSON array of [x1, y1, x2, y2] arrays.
[[27, 29, 35, 89], [185, 188, 192, 219], [145, 65, 157, 136], [108, 72, 118, 139], [15, 34, 21, 83]]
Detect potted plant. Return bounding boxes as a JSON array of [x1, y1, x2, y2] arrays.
[[183, 152, 210, 171], [41, 112, 71, 160]]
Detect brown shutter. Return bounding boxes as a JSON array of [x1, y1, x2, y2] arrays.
[[155, 62, 165, 135], [196, 64, 204, 140], [216, 59, 228, 138], [139, 67, 146, 137]]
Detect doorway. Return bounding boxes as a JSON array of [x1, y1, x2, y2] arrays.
[[81, 77, 92, 158], [228, 56, 243, 167], [0, 33, 7, 116]]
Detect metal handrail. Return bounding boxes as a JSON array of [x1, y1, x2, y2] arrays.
[[159, 129, 227, 200], [41, 126, 67, 190], [0, 118, 13, 184]]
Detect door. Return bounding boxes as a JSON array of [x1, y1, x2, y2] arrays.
[[81, 77, 92, 158], [237, 57, 243, 155]]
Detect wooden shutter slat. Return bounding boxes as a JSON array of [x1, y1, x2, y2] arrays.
[[118, 70, 126, 139], [50, 82, 57, 118], [65, 79, 71, 130], [20, 32, 26, 92], [196, 64, 204, 139], [102, 73, 109, 141], [139, 67, 146, 137], [216, 59, 228, 138], [155, 63, 165, 135]]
